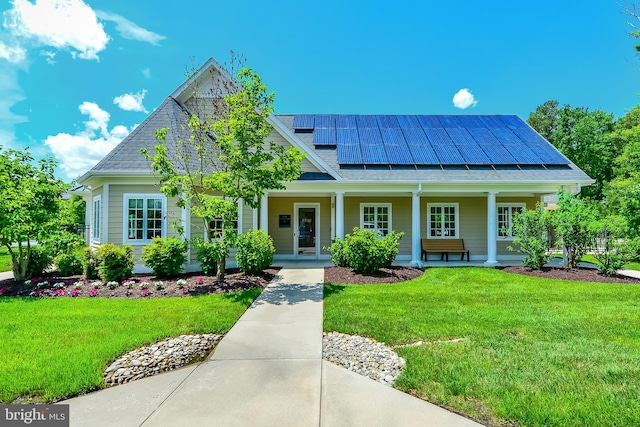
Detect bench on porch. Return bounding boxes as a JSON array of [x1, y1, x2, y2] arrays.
[[421, 238, 470, 262]]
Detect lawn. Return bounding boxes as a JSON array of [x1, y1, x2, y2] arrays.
[[324, 268, 640, 427], [0, 247, 11, 273], [0, 290, 261, 403], [552, 252, 640, 271]]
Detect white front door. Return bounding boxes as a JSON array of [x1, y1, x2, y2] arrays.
[[294, 203, 320, 258]]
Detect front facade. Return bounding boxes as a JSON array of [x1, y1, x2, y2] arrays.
[[77, 58, 593, 271]]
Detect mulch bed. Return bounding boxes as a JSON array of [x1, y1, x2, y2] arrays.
[[0, 268, 280, 299], [324, 266, 424, 284], [499, 266, 640, 284]]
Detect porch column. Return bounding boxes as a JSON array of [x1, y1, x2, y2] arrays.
[[252, 207, 258, 230], [335, 191, 345, 240], [411, 191, 421, 266], [82, 194, 91, 246], [484, 191, 500, 267], [260, 194, 268, 234]]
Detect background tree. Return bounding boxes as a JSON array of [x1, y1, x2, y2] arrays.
[[0, 147, 68, 280], [526, 100, 559, 142], [143, 64, 304, 281]]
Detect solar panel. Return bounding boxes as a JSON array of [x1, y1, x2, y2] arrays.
[[512, 128, 567, 164], [402, 128, 439, 164], [377, 115, 400, 128], [336, 115, 357, 129], [457, 115, 485, 128], [423, 127, 452, 145], [446, 129, 490, 163], [490, 129, 542, 164], [292, 114, 314, 129], [337, 128, 359, 145], [437, 116, 464, 128], [337, 143, 363, 164], [478, 116, 504, 129], [359, 128, 388, 164], [417, 115, 443, 128], [315, 114, 335, 129], [445, 128, 476, 145], [396, 115, 421, 129], [499, 115, 528, 129], [356, 115, 378, 128], [313, 128, 336, 145], [381, 128, 414, 164], [431, 144, 466, 164]]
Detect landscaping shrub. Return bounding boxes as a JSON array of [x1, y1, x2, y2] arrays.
[[82, 247, 99, 279], [26, 246, 53, 277], [194, 239, 228, 276], [54, 249, 84, 276], [141, 237, 188, 278], [553, 190, 600, 268], [590, 215, 634, 276], [509, 202, 553, 270], [236, 229, 275, 275], [43, 231, 85, 257], [96, 243, 134, 283], [327, 238, 348, 267], [342, 227, 404, 274]]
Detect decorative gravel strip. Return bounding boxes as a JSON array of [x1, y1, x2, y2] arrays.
[[322, 332, 406, 385], [104, 334, 222, 386]]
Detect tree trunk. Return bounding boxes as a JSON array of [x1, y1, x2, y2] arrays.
[[216, 257, 226, 282]]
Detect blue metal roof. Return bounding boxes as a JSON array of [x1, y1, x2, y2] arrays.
[[293, 114, 568, 166]]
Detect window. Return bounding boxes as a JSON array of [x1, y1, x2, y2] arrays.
[[428, 203, 459, 238], [360, 203, 391, 235], [497, 204, 525, 239], [208, 218, 238, 239], [92, 195, 101, 242], [123, 194, 166, 243]]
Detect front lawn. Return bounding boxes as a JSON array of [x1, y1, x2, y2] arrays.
[[324, 268, 640, 427], [551, 253, 640, 271], [0, 247, 11, 273], [0, 290, 260, 403]]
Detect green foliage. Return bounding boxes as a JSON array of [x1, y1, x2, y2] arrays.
[[0, 146, 68, 280], [526, 100, 559, 142], [43, 231, 85, 257], [605, 175, 640, 238], [54, 249, 84, 276], [327, 238, 348, 267], [141, 237, 188, 278], [59, 194, 86, 228], [26, 246, 52, 277], [340, 228, 404, 274], [194, 238, 227, 276], [509, 203, 553, 269], [553, 190, 600, 268], [142, 62, 304, 280], [82, 247, 99, 279], [96, 243, 134, 283], [589, 215, 634, 276], [236, 229, 275, 275]]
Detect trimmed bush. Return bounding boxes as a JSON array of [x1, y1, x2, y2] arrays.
[[342, 227, 404, 274], [236, 229, 275, 275], [327, 238, 348, 267], [141, 237, 188, 278], [27, 246, 53, 277], [508, 202, 553, 270], [195, 239, 227, 276], [55, 249, 84, 276], [82, 247, 99, 279], [96, 243, 134, 283]]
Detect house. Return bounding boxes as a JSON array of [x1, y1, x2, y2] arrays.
[[77, 58, 593, 271]]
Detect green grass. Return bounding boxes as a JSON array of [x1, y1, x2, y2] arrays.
[[324, 268, 640, 427], [551, 252, 640, 270], [0, 290, 260, 403], [0, 247, 11, 273]]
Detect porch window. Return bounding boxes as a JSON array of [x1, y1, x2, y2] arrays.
[[428, 203, 459, 238], [92, 195, 101, 243], [208, 219, 238, 239], [360, 203, 391, 235], [123, 194, 166, 243], [497, 204, 525, 239]]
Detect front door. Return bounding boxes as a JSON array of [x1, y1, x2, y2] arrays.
[[294, 203, 319, 258]]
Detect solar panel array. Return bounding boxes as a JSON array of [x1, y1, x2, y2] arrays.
[[292, 115, 568, 166]]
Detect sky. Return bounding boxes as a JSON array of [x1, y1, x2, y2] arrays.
[[1, 0, 640, 181]]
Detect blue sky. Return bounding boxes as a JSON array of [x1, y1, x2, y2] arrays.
[[1, 0, 639, 180]]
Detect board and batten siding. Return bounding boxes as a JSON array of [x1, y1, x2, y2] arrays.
[[343, 197, 412, 256], [268, 197, 331, 256]]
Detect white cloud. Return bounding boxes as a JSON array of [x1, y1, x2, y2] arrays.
[[0, 40, 26, 63], [96, 10, 165, 46], [0, 62, 27, 149], [45, 102, 130, 178], [452, 88, 477, 109], [3, 0, 110, 61], [39, 49, 56, 64], [113, 90, 148, 113], [141, 67, 151, 79]]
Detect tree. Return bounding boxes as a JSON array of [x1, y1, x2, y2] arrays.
[[526, 100, 559, 143], [552, 190, 600, 268], [142, 64, 304, 281], [0, 147, 68, 280], [509, 202, 553, 270], [60, 194, 86, 229]]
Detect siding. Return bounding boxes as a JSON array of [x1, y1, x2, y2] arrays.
[[268, 197, 331, 255], [267, 130, 320, 173]]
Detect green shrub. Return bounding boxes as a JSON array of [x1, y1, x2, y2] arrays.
[[236, 229, 275, 275], [43, 231, 85, 257], [342, 228, 404, 274], [509, 202, 553, 270], [590, 216, 634, 276], [553, 190, 600, 268], [194, 239, 228, 276], [55, 249, 84, 276], [141, 237, 188, 278], [27, 246, 53, 277], [82, 247, 100, 279], [327, 238, 348, 267], [96, 243, 134, 283]]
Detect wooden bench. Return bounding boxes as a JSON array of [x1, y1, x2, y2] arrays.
[[421, 238, 470, 262]]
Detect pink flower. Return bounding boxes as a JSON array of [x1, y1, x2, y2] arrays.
[[0, 287, 9, 296], [141, 288, 151, 297], [53, 288, 66, 297], [197, 276, 204, 284], [89, 288, 99, 297], [68, 289, 80, 297]]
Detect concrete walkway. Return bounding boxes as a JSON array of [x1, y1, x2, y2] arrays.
[[64, 268, 481, 427]]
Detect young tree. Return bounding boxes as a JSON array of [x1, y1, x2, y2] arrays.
[[143, 64, 304, 281], [552, 190, 600, 268], [0, 147, 68, 280], [508, 202, 553, 270]]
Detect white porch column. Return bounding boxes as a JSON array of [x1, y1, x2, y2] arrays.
[[252, 207, 258, 230], [335, 191, 345, 240], [82, 194, 91, 246], [411, 191, 421, 266], [259, 194, 269, 234], [484, 191, 500, 267]]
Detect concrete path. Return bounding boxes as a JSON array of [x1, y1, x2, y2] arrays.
[[64, 267, 481, 427]]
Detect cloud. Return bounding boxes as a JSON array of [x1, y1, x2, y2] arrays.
[[3, 0, 110, 61], [452, 88, 477, 109], [0, 41, 26, 63], [96, 10, 165, 46], [39, 49, 56, 64], [141, 68, 151, 79], [0, 62, 27, 149], [113, 90, 148, 113], [45, 102, 130, 178]]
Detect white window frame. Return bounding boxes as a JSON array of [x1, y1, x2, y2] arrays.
[[123, 193, 167, 245], [427, 203, 459, 239], [203, 200, 243, 240], [497, 203, 526, 240], [92, 195, 101, 243], [360, 203, 392, 235]]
